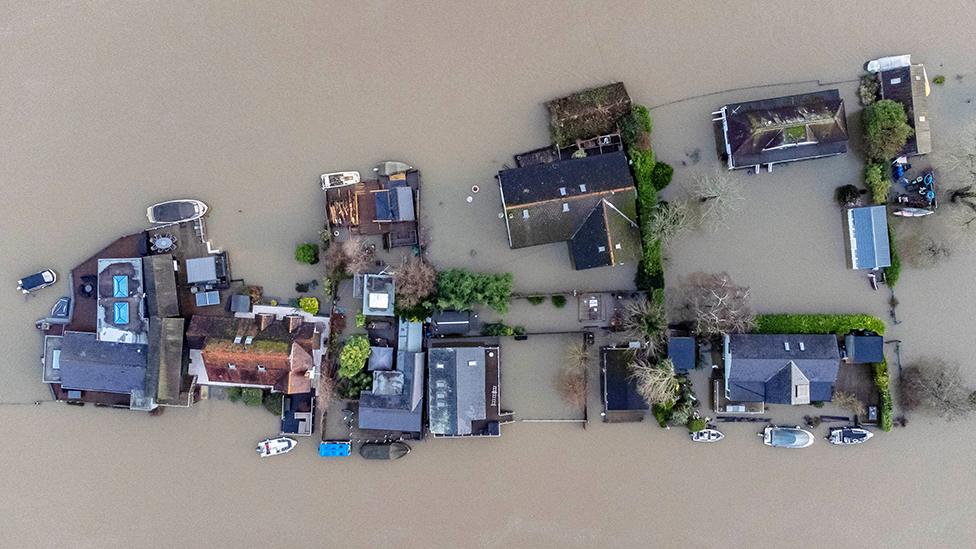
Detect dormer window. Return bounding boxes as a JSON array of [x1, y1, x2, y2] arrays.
[[245, 336, 254, 345], [257, 365, 266, 372], [228, 363, 237, 370]]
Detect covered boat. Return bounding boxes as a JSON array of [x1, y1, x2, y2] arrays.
[[865, 54, 911, 73], [372, 161, 413, 177], [690, 429, 724, 443], [893, 207, 933, 218], [147, 199, 209, 224], [320, 171, 360, 189], [17, 269, 57, 294], [359, 441, 411, 460], [761, 425, 815, 449], [256, 437, 296, 457], [827, 427, 874, 445]]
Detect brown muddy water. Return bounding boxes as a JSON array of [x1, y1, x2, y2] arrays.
[[3, 2, 976, 547]]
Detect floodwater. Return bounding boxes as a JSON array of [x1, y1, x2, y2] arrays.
[[3, 1, 976, 547]]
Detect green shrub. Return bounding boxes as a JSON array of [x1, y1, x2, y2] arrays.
[[339, 370, 372, 399], [754, 314, 885, 336], [242, 388, 263, 406], [861, 99, 914, 162], [262, 392, 283, 415], [812, 401, 825, 408], [481, 322, 525, 337], [436, 269, 513, 313], [526, 295, 546, 305], [933, 75, 945, 85], [630, 149, 657, 207], [298, 297, 319, 315], [619, 105, 653, 149], [650, 162, 674, 192], [874, 361, 893, 432], [886, 224, 901, 287], [551, 295, 567, 308], [835, 184, 861, 206], [864, 162, 890, 204], [226, 387, 242, 402], [652, 402, 673, 428], [338, 335, 371, 379], [687, 417, 707, 432], [295, 242, 319, 265]]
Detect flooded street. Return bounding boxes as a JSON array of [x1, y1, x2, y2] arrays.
[[2, 1, 976, 547]]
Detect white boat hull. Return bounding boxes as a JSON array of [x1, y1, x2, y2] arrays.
[[321, 171, 361, 189], [147, 199, 209, 224], [257, 437, 297, 457]]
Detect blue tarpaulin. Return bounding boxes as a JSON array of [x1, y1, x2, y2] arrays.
[[319, 441, 351, 457]]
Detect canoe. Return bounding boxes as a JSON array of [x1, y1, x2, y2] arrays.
[[147, 199, 209, 224], [256, 437, 296, 457], [760, 425, 815, 448], [359, 441, 411, 460], [690, 428, 724, 443], [372, 161, 413, 177], [827, 427, 874, 445]]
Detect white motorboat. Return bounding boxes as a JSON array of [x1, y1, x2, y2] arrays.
[[760, 425, 815, 449], [865, 54, 911, 73], [690, 428, 724, 443], [827, 427, 874, 445], [18, 269, 57, 294], [372, 161, 413, 177], [256, 437, 296, 457], [320, 171, 360, 190], [147, 199, 209, 224]]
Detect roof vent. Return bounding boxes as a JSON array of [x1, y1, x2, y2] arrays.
[[799, 342, 805, 351], [559, 187, 567, 196], [784, 342, 791, 351], [562, 203, 570, 212]]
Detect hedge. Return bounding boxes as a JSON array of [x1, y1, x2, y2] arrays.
[[864, 162, 890, 204], [242, 387, 263, 406], [650, 162, 674, 192], [886, 223, 901, 287], [754, 314, 885, 336], [873, 360, 893, 432]]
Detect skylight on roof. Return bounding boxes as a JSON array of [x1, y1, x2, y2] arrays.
[[112, 275, 128, 298]]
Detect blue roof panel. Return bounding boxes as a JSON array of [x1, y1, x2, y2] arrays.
[[850, 206, 891, 269]]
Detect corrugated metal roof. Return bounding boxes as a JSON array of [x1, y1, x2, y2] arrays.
[[848, 206, 891, 270]]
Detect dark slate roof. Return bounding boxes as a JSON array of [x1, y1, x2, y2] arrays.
[[568, 202, 612, 269], [726, 334, 840, 404], [431, 310, 470, 336], [721, 89, 848, 168], [668, 336, 697, 372], [602, 348, 648, 412], [142, 255, 180, 318], [150, 317, 186, 405], [358, 351, 425, 433], [879, 65, 931, 155], [568, 198, 640, 270], [427, 347, 489, 436], [59, 331, 148, 394], [848, 206, 891, 270], [844, 335, 885, 363]]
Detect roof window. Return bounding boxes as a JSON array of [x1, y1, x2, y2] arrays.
[[579, 184, 587, 192], [522, 210, 530, 219], [245, 335, 254, 345], [799, 342, 805, 351], [597, 245, 606, 252], [562, 203, 570, 212], [559, 187, 567, 196], [257, 365, 266, 372], [784, 342, 791, 351]]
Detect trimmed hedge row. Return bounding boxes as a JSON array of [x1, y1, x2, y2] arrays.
[[873, 360, 894, 432], [886, 223, 901, 287], [754, 314, 885, 336]]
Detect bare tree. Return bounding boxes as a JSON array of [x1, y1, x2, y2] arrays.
[[684, 272, 755, 336], [393, 256, 437, 309], [938, 127, 976, 235], [647, 200, 690, 244], [833, 391, 866, 417], [323, 242, 348, 277], [629, 357, 680, 407], [901, 360, 976, 420], [556, 342, 589, 409], [692, 173, 743, 230], [622, 296, 668, 357], [316, 372, 336, 413], [901, 233, 952, 268], [342, 238, 374, 275]]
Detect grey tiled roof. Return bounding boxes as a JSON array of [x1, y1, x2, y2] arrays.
[[427, 347, 488, 436], [59, 331, 148, 394], [726, 334, 840, 404]]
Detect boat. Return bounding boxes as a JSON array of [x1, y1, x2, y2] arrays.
[[51, 296, 71, 318], [320, 171, 360, 190], [893, 207, 934, 218], [17, 269, 57, 294], [760, 425, 815, 449], [372, 161, 413, 177], [147, 199, 209, 224], [256, 437, 296, 457], [690, 429, 724, 443], [359, 441, 411, 460], [827, 427, 874, 445], [865, 54, 911, 73]]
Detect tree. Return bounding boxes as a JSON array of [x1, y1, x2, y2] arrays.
[[861, 99, 913, 161], [338, 335, 371, 379], [394, 257, 437, 309], [622, 296, 668, 357], [323, 242, 347, 277], [646, 200, 690, 244], [684, 272, 755, 336], [341, 238, 374, 275], [556, 342, 589, 408], [901, 360, 976, 420], [835, 184, 861, 206], [650, 162, 674, 192], [298, 297, 319, 314], [619, 104, 652, 149], [436, 269, 513, 313], [295, 242, 319, 265], [629, 357, 680, 407], [832, 391, 866, 417], [864, 162, 890, 204], [692, 174, 743, 230]]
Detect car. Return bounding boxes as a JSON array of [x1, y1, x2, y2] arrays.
[[760, 425, 815, 449], [17, 269, 57, 294]]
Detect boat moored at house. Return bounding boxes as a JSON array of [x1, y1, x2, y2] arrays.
[[256, 437, 297, 457], [690, 429, 724, 443], [320, 171, 360, 190], [146, 199, 209, 224], [761, 425, 815, 449], [17, 269, 57, 294], [827, 427, 874, 445], [359, 441, 411, 460]]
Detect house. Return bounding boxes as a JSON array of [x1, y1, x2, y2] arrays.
[[186, 314, 324, 395], [431, 310, 472, 337], [362, 273, 395, 317], [844, 334, 885, 364], [879, 64, 931, 156], [281, 392, 315, 436], [724, 334, 841, 405], [600, 347, 647, 422], [713, 89, 848, 171], [57, 331, 152, 409], [358, 350, 426, 433], [428, 343, 513, 437], [185, 253, 229, 288], [497, 151, 640, 270], [668, 336, 697, 373], [847, 206, 891, 270]]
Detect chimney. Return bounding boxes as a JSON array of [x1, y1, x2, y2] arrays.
[[286, 314, 303, 334], [257, 313, 274, 331]]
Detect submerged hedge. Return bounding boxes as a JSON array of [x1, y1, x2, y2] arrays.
[[754, 314, 885, 336], [873, 360, 894, 432]]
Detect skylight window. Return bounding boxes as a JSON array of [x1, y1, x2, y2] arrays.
[[562, 203, 569, 212], [559, 187, 567, 196]]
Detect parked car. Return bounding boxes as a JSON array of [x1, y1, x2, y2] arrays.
[[17, 269, 57, 294], [760, 425, 815, 449]]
